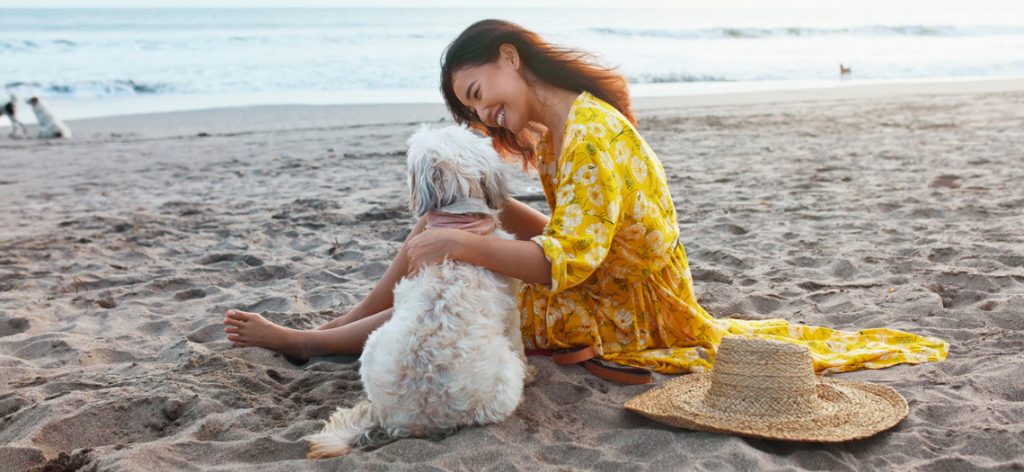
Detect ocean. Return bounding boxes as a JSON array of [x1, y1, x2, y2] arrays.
[[2, 5, 1023, 120]]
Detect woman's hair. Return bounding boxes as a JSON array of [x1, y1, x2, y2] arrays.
[[440, 19, 635, 168]]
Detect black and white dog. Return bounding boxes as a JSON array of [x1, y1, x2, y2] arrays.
[[27, 96, 71, 139], [2, 94, 29, 138]]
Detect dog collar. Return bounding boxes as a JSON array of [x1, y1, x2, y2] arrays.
[[436, 198, 493, 215]]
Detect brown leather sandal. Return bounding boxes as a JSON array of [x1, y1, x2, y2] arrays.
[[527, 346, 654, 385], [552, 345, 596, 365], [582, 359, 653, 385]]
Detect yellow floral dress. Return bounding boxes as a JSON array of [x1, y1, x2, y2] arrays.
[[518, 91, 948, 374]]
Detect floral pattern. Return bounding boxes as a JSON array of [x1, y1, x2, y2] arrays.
[[518, 91, 949, 374]]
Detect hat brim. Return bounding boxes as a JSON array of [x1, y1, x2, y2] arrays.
[[624, 374, 908, 443]]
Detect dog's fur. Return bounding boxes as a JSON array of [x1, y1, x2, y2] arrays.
[[306, 125, 531, 459], [2, 94, 29, 138], [27, 96, 71, 139]]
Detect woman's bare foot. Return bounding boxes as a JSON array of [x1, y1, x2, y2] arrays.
[[223, 309, 310, 359]]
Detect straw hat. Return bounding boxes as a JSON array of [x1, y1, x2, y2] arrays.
[[624, 337, 908, 442]]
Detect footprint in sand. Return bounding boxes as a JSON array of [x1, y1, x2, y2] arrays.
[[0, 314, 30, 337], [929, 174, 962, 189], [186, 323, 226, 343], [925, 282, 990, 309], [304, 288, 347, 311], [978, 300, 999, 312], [688, 267, 732, 284], [239, 297, 291, 313], [4, 447, 53, 472], [356, 206, 406, 222], [360, 262, 388, 279], [383, 226, 412, 242], [237, 265, 293, 284], [330, 249, 362, 262], [145, 277, 195, 293], [537, 443, 603, 468], [31, 397, 183, 456], [13, 337, 74, 361], [744, 294, 783, 314], [0, 393, 32, 418], [160, 201, 205, 217], [198, 253, 264, 267], [824, 259, 859, 279], [138, 319, 172, 336], [693, 248, 751, 270], [713, 223, 749, 236], [808, 291, 857, 314], [174, 288, 206, 301]]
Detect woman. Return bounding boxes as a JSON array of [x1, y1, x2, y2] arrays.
[[224, 19, 947, 375]]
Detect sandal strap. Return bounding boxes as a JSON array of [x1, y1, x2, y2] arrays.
[[526, 345, 654, 385], [552, 345, 595, 365], [582, 359, 653, 385], [525, 346, 595, 364]]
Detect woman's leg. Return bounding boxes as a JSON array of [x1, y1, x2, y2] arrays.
[[222, 216, 429, 356], [224, 307, 393, 358]]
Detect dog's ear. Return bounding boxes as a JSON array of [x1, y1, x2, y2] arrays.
[[408, 152, 433, 217], [409, 152, 460, 217], [407, 124, 438, 216], [472, 132, 510, 210], [479, 156, 511, 210]]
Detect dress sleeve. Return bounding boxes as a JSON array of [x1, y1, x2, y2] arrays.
[[531, 136, 622, 293]]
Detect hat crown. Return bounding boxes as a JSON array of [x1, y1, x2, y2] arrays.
[[704, 337, 825, 416]]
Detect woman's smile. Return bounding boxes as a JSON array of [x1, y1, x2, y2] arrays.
[[496, 106, 507, 127]]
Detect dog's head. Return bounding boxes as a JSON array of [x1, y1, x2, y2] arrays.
[[27, 96, 39, 106], [406, 124, 511, 217]]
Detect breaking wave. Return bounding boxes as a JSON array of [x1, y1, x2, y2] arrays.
[[589, 24, 1024, 39], [628, 72, 732, 84], [2, 80, 173, 98], [0, 39, 78, 51]]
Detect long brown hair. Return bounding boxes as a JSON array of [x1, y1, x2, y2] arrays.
[[440, 19, 635, 168]]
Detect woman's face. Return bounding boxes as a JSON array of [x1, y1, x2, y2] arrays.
[[450, 45, 531, 133]]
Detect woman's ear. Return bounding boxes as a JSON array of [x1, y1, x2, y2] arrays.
[[499, 43, 519, 71]]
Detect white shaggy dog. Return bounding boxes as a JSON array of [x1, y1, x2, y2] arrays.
[[306, 124, 532, 459], [27, 96, 71, 139]]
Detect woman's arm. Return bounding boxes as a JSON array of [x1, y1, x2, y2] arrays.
[[405, 228, 552, 285], [455, 232, 551, 285], [403, 198, 553, 285], [498, 197, 549, 241]]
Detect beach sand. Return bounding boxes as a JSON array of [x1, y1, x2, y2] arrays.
[[2, 79, 1023, 471]]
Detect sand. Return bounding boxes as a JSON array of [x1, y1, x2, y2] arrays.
[[2, 79, 1023, 471]]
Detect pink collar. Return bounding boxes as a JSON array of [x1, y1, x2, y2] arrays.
[[424, 211, 497, 235]]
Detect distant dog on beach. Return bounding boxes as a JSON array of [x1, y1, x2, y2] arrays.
[[305, 125, 531, 458], [27, 96, 71, 139], [2, 94, 29, 138], [839, 63, 853, 80]]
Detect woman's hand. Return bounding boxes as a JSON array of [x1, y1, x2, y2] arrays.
[[405, 228, 469, 274]]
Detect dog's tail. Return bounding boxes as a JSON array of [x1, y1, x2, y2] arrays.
[[306, 400, 380, 459]]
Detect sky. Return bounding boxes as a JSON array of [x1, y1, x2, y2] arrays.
[[1, 0, 675, 7], [2, 0, 1020, 9]]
